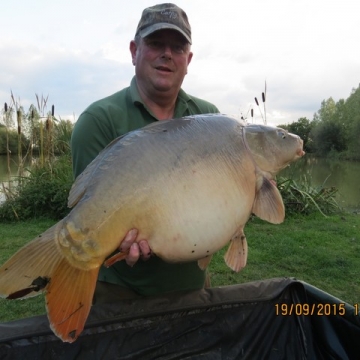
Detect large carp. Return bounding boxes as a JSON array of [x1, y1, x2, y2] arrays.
[[0, 114, 304, 342]]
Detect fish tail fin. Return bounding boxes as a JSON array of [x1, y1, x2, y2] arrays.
[[224, 230, 248, 272], [252, 176, 285, 224], [0, 223, 63, 299], [0, 222, 99, 342], [46, 259, 98, 343]]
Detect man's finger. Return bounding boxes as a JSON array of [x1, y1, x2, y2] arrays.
[[139, 240, 152, 260], [125, 243, 140, 267], [120, 229, 138, 251]]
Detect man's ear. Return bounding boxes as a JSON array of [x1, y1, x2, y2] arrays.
[[187, 51, 193, 66], [129, 40, 137, 65], [185, 51, 193, 74]]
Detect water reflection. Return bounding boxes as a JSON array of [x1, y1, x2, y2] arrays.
[[0, 157, 21, 181], [281, 156, 360, 211], [0, 155, 31, 203]]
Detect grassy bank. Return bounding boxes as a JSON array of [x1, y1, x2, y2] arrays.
[[0, 213, 359, 322]]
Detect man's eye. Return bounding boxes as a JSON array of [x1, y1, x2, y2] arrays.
[[145, 40, 186, 54], [173, 45, 185, 54], [148, 41, 162, 48]]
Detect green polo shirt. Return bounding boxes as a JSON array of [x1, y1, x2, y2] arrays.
[[70, 76, 220, 296]]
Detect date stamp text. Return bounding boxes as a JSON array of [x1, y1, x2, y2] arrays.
[[275, 303, 359, 316]]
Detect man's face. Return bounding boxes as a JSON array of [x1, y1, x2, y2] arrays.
[[130, 29, 193, 98]]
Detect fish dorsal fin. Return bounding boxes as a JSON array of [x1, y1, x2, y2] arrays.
[[67, 118, 195, 208], [252, 175, 285, 224], [68, 135, 127, 208], [67, 169, 91, 208]]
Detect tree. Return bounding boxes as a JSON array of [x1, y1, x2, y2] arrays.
[[0, 127, 28, 155], [310, 96, 350, 158], [279, 117, 315, 153], [53, 118, 74, 155], [344, 85, 360, 158], [310, 121, 347, 157], [316, 98, 337, 123]]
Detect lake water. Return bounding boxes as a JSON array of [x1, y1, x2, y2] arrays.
[[1, 155, 359, 211], [0, 155, 31, 203], [280, 156, 360, 212]]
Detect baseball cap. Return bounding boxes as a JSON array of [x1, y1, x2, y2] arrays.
[[135, 3, 192, 44]]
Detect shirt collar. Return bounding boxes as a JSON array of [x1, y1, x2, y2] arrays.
[[130, 76, 144, 106], [130, 76, 191, 119]]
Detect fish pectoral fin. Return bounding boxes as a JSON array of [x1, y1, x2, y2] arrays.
[[103, 250, 130, 268], [197, 255, 213, 270], [0, 223, 62, 299], [224, 230, 248, 272], [252, 176, 285, 224], [46, 258, 99, 343]]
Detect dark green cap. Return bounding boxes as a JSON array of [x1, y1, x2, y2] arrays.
[[135, 3, 192, 44]]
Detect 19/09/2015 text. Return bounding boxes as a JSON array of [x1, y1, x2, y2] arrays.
[[275, 303, 359, 316]]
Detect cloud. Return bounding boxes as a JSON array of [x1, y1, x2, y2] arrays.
[[1, 0, 359, 127], [0, 41, 134, 119]]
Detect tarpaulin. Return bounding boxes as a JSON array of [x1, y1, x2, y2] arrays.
[[0, 277, 359, 359]]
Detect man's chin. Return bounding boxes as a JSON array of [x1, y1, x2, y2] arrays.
[[153, 82, 174, 93]]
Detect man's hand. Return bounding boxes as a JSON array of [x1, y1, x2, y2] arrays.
[[103, 229, 152, 268], [119, 229, 152, 267]]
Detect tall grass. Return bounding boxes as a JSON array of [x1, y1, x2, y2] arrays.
[[0, 154, 73, 221], [0, 94, 74, 221], [278, 175, 340, 216], [2, 102, 13, 185]]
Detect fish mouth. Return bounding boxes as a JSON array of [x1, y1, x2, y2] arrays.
[[296, 139, 305, 158], [297, 149, 306, 157]]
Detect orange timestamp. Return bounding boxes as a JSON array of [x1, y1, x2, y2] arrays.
[[275, 303, 360, 316]]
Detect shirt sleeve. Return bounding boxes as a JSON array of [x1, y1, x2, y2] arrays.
[[70, 111, 114, 179]]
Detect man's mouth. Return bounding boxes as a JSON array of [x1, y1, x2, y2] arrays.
[[156, 66, 172, 72]]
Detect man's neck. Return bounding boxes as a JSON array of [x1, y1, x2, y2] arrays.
[[136, 82, 178, 120], [145, 98, 176, 120]]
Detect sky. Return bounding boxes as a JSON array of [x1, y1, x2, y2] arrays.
[[1, 0, 359, 126]]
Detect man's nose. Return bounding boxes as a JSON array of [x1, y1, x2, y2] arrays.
[[161, 45, 173, 59]]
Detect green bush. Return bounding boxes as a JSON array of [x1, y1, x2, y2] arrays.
[[278, 176, 340, 216], [0, 155, 73, 221], [0, 127, 29, 155]]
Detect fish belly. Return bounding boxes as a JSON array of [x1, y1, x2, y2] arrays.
[[142, 167, 254, 263]]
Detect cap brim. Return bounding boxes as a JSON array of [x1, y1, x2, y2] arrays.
[[138, 23, 191, 44]]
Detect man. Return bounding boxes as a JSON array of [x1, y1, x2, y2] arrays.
[[71, 3, 220, 303]]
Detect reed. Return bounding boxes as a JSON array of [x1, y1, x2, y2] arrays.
[[278, 175, 340, 216], [0, 93, 73, 220], [10, 92, 25, 179], [3, 101, 13, 185], [254, 81, 267, 125]]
